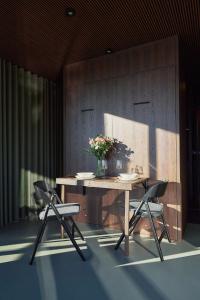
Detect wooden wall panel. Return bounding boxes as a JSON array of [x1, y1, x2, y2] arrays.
[[63, 37, 181, 240]]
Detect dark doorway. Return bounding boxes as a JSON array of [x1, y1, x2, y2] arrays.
[[188, 97, 200, 223]]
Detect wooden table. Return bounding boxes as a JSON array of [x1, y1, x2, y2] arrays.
[[56, 176, 148, 255]]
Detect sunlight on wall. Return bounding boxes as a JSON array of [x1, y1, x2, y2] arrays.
[[104, 113, 113, 137], [19, 169, 54, 209], [104, 113, 149, 175], [156, 128, 178, 181], [168, 203, 181, 214], [132, 116, 150, 177], [104, 113, 179, 181]]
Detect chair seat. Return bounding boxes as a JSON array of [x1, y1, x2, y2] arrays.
[[130, 200, 163, 217], [39, 203, 80, 220]]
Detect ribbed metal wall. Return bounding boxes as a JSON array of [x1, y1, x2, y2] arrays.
[[0, 58, 63, 226]]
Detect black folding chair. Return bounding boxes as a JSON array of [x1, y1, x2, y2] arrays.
[[29, 180, 85, 264], [115, 181, 171, 261]]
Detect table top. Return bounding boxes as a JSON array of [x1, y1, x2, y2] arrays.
[[56, 176, 148, 191]]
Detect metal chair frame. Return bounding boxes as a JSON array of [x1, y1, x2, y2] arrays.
[[29, 181, 85, 265], [115, 181, 171, 261]]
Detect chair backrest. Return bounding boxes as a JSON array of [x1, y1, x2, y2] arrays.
[[33, 181, 53, 205], [143, 181, 168, 202], [34, 180, 51, 192]]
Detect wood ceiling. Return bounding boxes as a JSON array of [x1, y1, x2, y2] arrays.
[[0, 0, 199, 80]]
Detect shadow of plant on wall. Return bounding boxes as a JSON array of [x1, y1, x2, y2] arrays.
[[108, 140, 134, 176]]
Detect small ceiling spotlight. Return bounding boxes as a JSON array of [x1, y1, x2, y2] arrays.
[[105, 48, 113, 54], [65, 7, 76, 17]]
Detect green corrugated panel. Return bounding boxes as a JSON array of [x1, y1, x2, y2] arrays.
[[19, 67, 26, 218], [0, 58, 62, 227], [0, 59, 3, 226], [38, 77, 44, 182], [26, 71, 32, 208], [7, 62, 13, 223], [2, 60, 8, 225], [13, 65, 20, 221]]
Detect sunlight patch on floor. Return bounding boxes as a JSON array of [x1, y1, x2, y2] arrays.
[[99, 240, 135, 247], [41, 239, 86, 247], [84, 232, 121, 239], [97, 236, 122, 243], [97, 234, 175, 248], [0, 253, 24, 264], [115, 249, 200, 267], [0, 242, 32, 252], [36, 246, 87, 257]]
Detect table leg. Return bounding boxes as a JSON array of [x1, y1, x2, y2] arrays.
[[124, 190, 130, 255], [61, 185, 65, 202], [61, 185, 65, 239]]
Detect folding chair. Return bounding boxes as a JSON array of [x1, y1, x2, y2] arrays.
[[115, 181, 171, 261], [29, 180, 85, 264]]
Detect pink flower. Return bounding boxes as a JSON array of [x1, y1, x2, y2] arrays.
[[95, 137, 105, 143], [89, 138, 94, 145]]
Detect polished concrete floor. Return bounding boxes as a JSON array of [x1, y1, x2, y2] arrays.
[[0, 221, 200, 300]]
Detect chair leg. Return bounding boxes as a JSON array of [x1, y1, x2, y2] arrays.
[[29, 217, 48, 265], [69, 217, 84, 241], [129, 215, 141, 236], [72, 223, 75, 239], [61, 217, 71, 239], [115, 200, 145, 251], [158, 227, 166, 244], [115, 214, 141, 250], [145, 203, 164, 262], [60, 218, 86, 261], [49, 204, 86, 261], [115, 233, 125, 250], [160, 214, 171, 243]]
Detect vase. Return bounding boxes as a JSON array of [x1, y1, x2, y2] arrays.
[[96, 158, 107, 178]]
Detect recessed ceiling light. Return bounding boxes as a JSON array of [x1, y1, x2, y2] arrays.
[[105, 49, 113, 54], [65, 7, 76, 17]]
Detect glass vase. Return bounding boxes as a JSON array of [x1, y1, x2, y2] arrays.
[[96, 158, 107, 178]]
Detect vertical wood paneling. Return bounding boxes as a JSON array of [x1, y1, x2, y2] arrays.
[[63, 37, 181, 240]]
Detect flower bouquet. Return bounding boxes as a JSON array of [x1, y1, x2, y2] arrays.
[[88, 134, 115, 177]]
